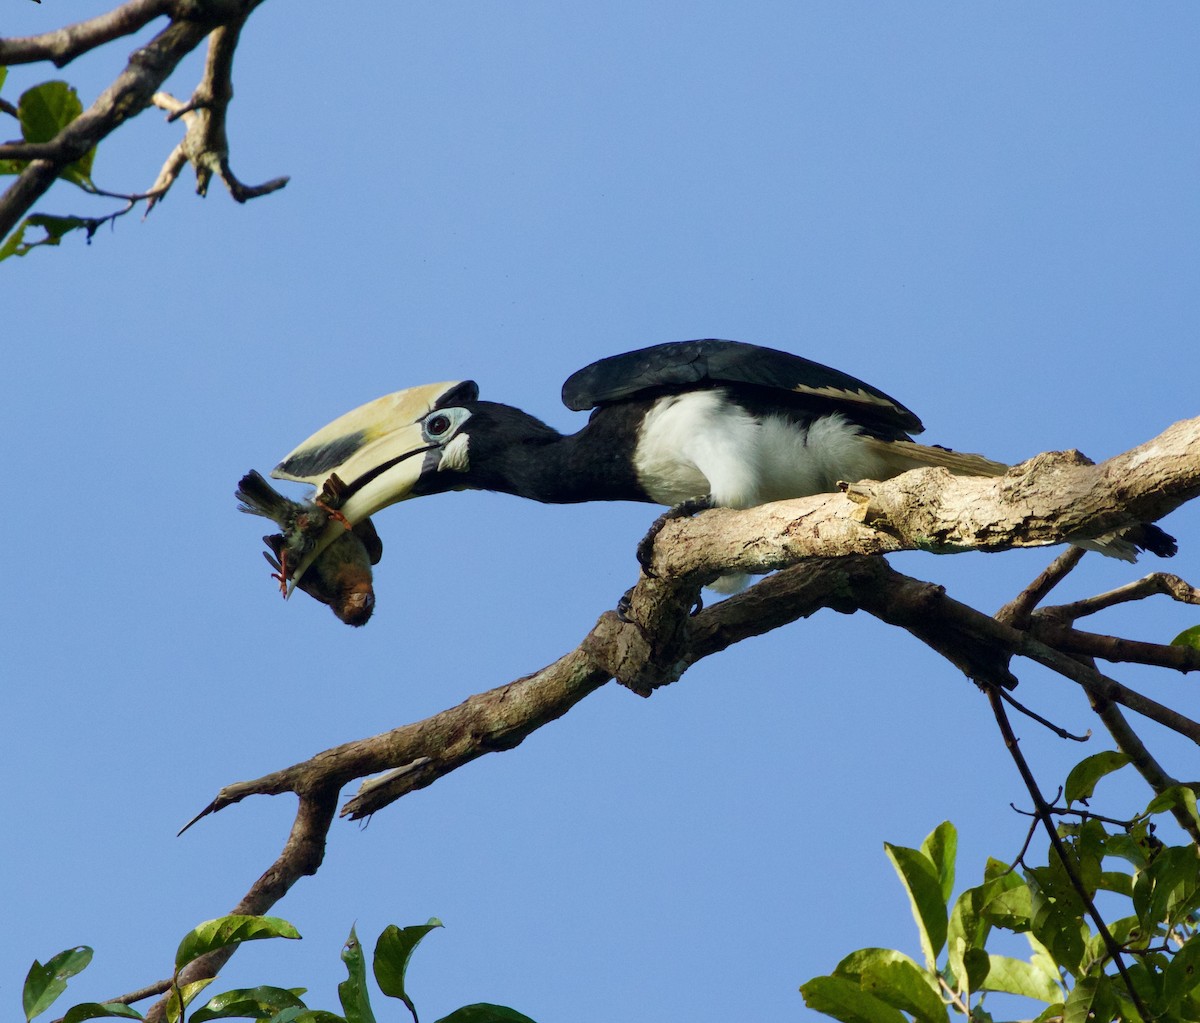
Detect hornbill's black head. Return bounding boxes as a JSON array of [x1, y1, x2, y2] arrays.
[[271, 379, 557, 507], [271, 378, 577, 582]]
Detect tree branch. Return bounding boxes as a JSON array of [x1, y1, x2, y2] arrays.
[[0, 16, 212, 239], [0, 0, 167, 68], [149, 8, 287, 207], [0, 0, 277, 240], [1039, 572, 1200, 622], [148, 416, 1200, 1003]]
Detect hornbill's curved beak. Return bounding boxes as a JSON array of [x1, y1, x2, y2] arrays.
[[270, 379, 477, 584]]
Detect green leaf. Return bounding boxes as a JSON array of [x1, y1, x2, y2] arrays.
[[18, 81, 81, 143], [1064, 751, 1130, 804], [13, 80, 95, 186], [1027, 869, 1086, 975], [800, 976, 908, 1023], [946, 891, 983, 997], [433, 1007, 537, 1023], [1099, 914, 1148, 951], [24, 946, 94, 1021], [979, 954, 1063, 1002], [337, 927, 376, 1023], [920, 821, 957, 903], [1063, 975, 1115, 1023], [374, 920, 444, 1023], [166, 979, 216, 1023], [175, 917, 301, 973], [884, 843, 948, 969], [1171, 624, 1200, 650], [1146, 786, 1200, 834], [265, 1011, 344, 1023], [978, 873, 1032, 931], [0, 66, 8, 93], [960, 948, 990, 994], [1106, 819, 1158, 870], [946, 870, 1030, 993], [1098, 870, 1134, 898], [1163, 936, 1200, 1008], [834, 948, 927, 983], [1143, 845, 1200, 931], [859, 959, 948, 1023], [63, 1004, 144, 1023], [0, 213, 91, 261], [192, 988, 308, 1023]]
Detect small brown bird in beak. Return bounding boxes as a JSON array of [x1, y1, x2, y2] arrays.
[[236, 470, 382, 626]]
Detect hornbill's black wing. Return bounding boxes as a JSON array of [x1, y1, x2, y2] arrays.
[[561, 338, 924, 437]]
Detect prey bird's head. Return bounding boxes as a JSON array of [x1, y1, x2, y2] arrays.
[[271, 379, 480, 581]]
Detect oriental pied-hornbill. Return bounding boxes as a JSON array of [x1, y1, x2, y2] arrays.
[[266, 338, 1175, 592]]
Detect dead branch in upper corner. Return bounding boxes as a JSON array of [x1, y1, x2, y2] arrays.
[[126, 416, 1200, 1016], [148, 9, 288, 208], [0, 0, 283, 241]]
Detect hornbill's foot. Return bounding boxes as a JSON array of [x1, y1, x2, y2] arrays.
[[616, 587, 703, 622], [617, 587, 635, 622], [314, 500, 352, 530], [636, 496, 713, 578], [317, 474, 353, 529]]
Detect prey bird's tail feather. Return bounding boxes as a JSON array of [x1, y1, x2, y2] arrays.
[[236, 470, 294, 524]]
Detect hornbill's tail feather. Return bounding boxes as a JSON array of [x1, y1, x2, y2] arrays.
[[860, 437, 1010, 478], [857, 437, 1175, 562]]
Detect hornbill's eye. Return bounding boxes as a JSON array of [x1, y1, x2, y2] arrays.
[[421, 406, 471, 442]]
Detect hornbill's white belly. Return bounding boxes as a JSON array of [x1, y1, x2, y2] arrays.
[[632, 390, 890, 509]]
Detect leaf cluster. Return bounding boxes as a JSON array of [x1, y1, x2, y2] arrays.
[[0, 72, 97, 259], [801, 764, 1200, 1023], [23, 916, 536, 1023]]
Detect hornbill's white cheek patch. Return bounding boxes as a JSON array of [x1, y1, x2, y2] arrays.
[[438, 433, 470, 473]]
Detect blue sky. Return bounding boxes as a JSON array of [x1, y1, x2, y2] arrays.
[[3, 4, 1198, 1021]]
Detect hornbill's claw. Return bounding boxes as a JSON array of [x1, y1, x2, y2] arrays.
[[616, 587, 703, 622], [636, 496, 714, 578]]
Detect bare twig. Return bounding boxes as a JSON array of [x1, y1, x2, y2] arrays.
[[996, 687, 1090, 741], [996, 547, 1086, 629], [1011, 803, 1139, 830], [987, 687, 1149, 1018], [1030, 622, 1200, 674], [1040, 573, 1200, 623]]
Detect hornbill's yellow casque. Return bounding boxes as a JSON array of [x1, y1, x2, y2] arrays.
[[265, 338, 1175, 592]]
